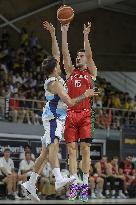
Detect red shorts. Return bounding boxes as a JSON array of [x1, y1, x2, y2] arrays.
[[64, 109, 92, 143]]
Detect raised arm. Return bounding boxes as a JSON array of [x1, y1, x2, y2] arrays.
[[84, 22, 97, 79], [61, 23, 74, 77], [43, 21, 60, 63], [48, 81, 99, 107]]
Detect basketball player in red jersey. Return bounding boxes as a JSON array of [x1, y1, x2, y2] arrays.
[[108, 156, 127, 198], [61, 22, 97, 201], [119, 155, 135, 195]]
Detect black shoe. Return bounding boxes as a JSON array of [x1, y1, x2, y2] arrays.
[[0, 195, 6, 200], [55, 195, 65, 200], [7, 194, 15, 200], [46, 194, 56, 200]]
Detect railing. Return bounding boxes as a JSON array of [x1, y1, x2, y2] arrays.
[[0, 96, 44, 125], [0, 96, 136, 129]]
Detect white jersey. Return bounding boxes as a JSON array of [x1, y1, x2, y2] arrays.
[[42, 76, 67, 121]]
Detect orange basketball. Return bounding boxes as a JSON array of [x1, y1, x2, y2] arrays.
[[57, 5, 74, 25]]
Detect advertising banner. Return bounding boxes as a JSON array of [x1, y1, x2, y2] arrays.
[[0, 134, 106, 169], [121, 128, 136, 158]]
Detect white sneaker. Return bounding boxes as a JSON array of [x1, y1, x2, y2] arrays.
[[91, 192, 97, 199], [55, 176, 76, 191], [119, 192, 127, 199], [14, 193, 21, 200], [21, 182, 40, 202], [97, 193, 105, 199]]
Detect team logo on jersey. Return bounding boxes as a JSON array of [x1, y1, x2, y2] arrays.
[[75, 80, 81, 87]]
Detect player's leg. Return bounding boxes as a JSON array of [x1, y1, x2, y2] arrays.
[[3, 175, 14, 199], [21, 145, 48, 201], [79, 112, 91, 201], [64, 112, 78, 180], [48, 118, 76, 190], [21, 118, 50, 201], [96, 177, 105, 198], [80, 140, 90, 185], [89, 177, 96, 199], [67, 142, 78, 179], [79, 140, 90, 201], [66, 142, 79, 200], [64, 113, 79, 200]]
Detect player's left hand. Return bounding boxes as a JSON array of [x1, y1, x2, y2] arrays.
[[83, 22, 91, 36], [43, 21, 55, 35]]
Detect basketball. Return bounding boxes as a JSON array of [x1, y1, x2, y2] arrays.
[[57, 5, 74, 24]]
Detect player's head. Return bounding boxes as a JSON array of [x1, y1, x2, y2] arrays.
[[126, 155, 133, 162], [112, 156, 119, 164], [24, 144, 31, 152], [101, 155, 107, 163], [76, 49, 87, 69], [3, 148, 11, 159], [42, 56, 61, 78]]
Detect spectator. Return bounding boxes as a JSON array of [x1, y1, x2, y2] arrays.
[[108, 156, 127, 198], [112, 93, 121, 109], [19, 151, 34, 180], [13, 73, 23, 84], [119, 155, 135, 188], [20, 28, 29, 47], [95, 155, 116, 198], [0, 148, 19, 200], [19, 144, 35, 161], [124, 98, 134, 110], [29, 31, 39, 48], [0, 61, 7, 82], [99, 109, 112, 129], [9, 92, 20, 122]]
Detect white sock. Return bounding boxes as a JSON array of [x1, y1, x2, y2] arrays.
[[98, 189, 103, 194], [119, 190, 123, 195], [70, 173, 78, 185], [112, 190, 115, 195], [83, 173, 89, 185], [13, 192, 17, 196], [28, 171, 39, 186], [106, 190, 110, 195], [52, 168, 63, 181]]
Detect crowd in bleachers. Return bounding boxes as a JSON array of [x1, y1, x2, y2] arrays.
[[94, 77, 136, 129], [0, 146, 136, 200], [0, 27, 46, 124], [1, 27, 136, 129], [0, 27, 136, 128]]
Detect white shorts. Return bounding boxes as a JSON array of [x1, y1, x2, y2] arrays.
[[41, 118, 65, 147]]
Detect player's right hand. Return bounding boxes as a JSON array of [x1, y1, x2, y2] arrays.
[[84, 88, 99, 97], [61, 23, 70, 32]]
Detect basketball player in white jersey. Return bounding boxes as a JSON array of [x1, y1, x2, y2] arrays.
[[21, 21, 98, 201]]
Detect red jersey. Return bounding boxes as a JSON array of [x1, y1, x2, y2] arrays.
[[66, 69, 93, 110], [123, 161, 133, 175], [9, 99, 20, 110]]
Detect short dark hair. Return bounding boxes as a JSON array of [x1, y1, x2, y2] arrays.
[[4, 148, 10, 153], [42, 56, 57, 77], [77, 49, 85, 54], [24, 144, 31, 150]]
